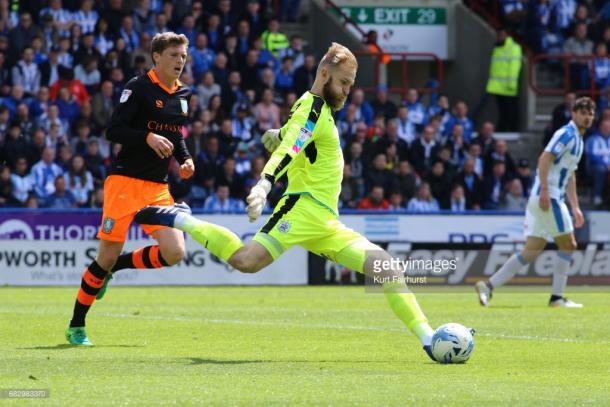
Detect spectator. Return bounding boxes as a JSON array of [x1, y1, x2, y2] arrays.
[[366, 153, 395, 195], [31, 146, 63, 201], [39, 47, 62, 88], [11, 47, 41, 95], [13, 103, 35, 139], [232, 102, 256, 144], [3, 84, 27, 118], [279, 0, 301, 22], [83, 137, 106, 182], [241, 0, 266, 38], [371, 85, 397, 120], [293, 54, 315, 96], [234, 142, 252, 176], [254, 88, 280, 132], [516, 158, 533, 197], [592, 42, 610, 91], [446, 101, 474, 142], [94, 18, 114, 57], [486, 27, 522, 131], [55, 87, 81, 123], [64, 155, 94, 207], [74, 57, 102, 93], [411, 125, 439, 176], [177, 13, 197, 45], [0, 164, 19, 207], [235, 20, 251, 58], [502, 178, 526, 210], [473, 121, 496, 156], [217, 0, 235, 35], [196, 72, 221, 111], [340, 163, 360, 209], [563, 23, 594, 90], [426, 160, 450, 208], [483, 160, 508, 209], [428, 94, 451, 135], [445, 124, 467, 168], [39, 0, 73, 38], [91, 80, 114, 130], [484, 139, 516, 177], [586, 119, 610, 206], [384, 119, 409, 160], [404, 88, 427, 130], [44, 175, 77, 208], [396, 105, 417, 146], [343, 88, 373, 126], [50, 66, 90, 106], [73, 0, 99, 34], [8, 13, 40, 62], [262, 19, 289, 58], [275, 56, 295, 95], [358, 185, 389, 210], [279, 35, 305, 69], [394, 160, 418, 202], [10, 156, 32, 205], [454, 158, 483, 209], [465, 143, 485, 177], [205, 14, 224, 52], [74, 32, 103, 67], [217, 157, 245, 199], [449, 184, 467, 212], [203, 184, 245, 212], [407, 182, 440, 212], [56, 144, 74, 171], [389, 191, 404, 210], [3, 125, 30, 167]]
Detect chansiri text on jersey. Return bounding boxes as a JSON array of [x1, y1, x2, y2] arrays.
[[147, 121, 183, 133]]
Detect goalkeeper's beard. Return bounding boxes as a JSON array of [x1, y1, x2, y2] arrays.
[[323, 76, 346, 111]]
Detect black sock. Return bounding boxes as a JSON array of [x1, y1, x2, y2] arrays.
[[550, 294, 563, 302], [69, 260, 107, 328], [111, 253, 134, 272]]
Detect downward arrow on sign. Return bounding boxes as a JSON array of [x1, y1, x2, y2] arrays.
[[358, 9, 367, 22]]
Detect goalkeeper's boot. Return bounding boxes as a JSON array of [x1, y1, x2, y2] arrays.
[[96, 272, 113, 300], [475, 281, 492, 307], [134, 202, 191, 227], [549, 296, 583, 308], [65, 326, 93, 346]]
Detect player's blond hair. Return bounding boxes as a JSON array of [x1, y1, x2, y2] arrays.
[[150, 32, 189, 65], [317, 42, 358, 73]]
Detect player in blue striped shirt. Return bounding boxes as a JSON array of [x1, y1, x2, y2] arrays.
[[476, 97, 595, 308]]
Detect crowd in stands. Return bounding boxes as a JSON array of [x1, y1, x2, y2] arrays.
[[499, 0, 610, 91], [3, 0, 608, 213]]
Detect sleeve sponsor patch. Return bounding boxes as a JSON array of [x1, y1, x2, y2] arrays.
[[119, 89, 132, 103], [292, 128, 312, 154]]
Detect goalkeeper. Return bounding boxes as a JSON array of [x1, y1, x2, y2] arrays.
[[136, 42, 439, 360]]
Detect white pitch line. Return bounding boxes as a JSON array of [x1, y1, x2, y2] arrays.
[[98, 312, 610, 345]]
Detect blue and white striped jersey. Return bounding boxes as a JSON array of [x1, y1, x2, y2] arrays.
[[532, 120, 584, 201]]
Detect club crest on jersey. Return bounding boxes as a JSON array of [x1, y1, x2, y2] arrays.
[[292, 128, 312, 153], [180, 98, 188, 116], [277, 220, 291, 233], [102, 217, 115, 234], [119, 89, 132, 103]]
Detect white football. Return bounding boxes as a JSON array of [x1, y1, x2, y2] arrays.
[[431, 323, 475, 364]]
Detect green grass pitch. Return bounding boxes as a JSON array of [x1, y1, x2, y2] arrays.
[[1, 286, 609, 406]]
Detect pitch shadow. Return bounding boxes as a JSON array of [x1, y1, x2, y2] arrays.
[[19, 344, 146, 350]]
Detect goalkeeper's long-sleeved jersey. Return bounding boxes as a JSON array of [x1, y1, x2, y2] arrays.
[[262, 91, 343, 216]]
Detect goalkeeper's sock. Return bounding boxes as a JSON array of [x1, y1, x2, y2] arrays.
[[385, 290, 434, 346], [69, 260, 108, 327], [489, 253, 529, 288], [551, 251, 572, 296], [176, 216, 243, 262], [111, 245, 169, 272]]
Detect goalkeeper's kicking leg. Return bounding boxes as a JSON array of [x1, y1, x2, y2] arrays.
[[134, 203, 272, 273], [135, 204, 437, 361]]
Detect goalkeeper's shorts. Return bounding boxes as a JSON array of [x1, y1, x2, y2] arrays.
[[252, 193, 377, 266]]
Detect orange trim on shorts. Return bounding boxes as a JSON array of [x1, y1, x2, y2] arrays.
[[132, 247, 146, 269], [83, 269, 105, 288], [77, 289, 96, 306], [149, 246, 163, 268]]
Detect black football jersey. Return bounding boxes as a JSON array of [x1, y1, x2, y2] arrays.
[[106, 69, 192, 183]]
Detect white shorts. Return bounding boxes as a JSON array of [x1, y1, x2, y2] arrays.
[[524, 196, 573, 239]]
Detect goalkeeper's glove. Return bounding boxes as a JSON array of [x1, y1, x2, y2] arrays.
[[261, 128, 281, 152], [246, 178, 272, 222]]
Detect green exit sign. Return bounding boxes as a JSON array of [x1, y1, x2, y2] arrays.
[[335, 6, 446, 25]]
